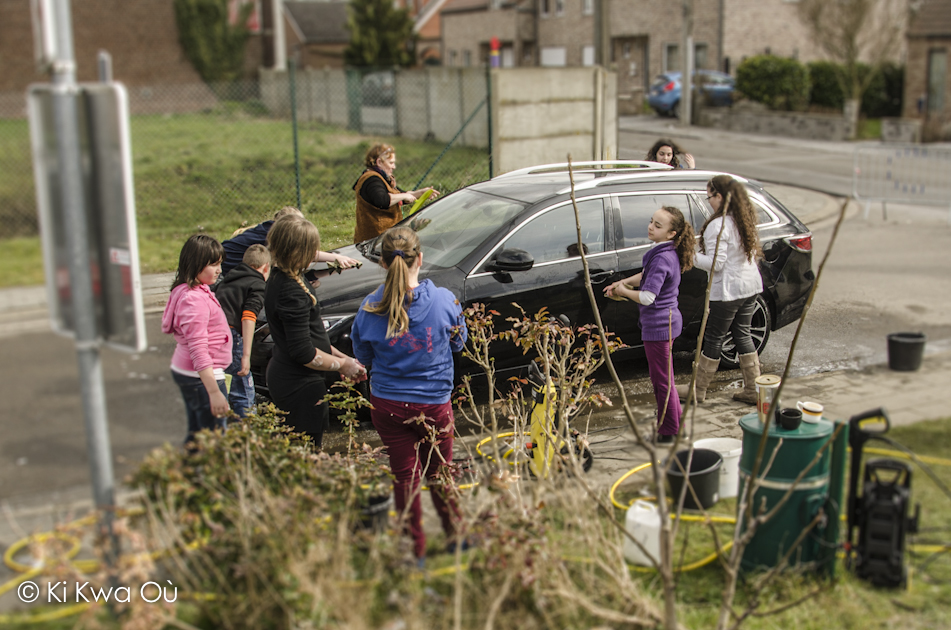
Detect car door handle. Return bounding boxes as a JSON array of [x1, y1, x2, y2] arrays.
[[588, 270, 614, 285]]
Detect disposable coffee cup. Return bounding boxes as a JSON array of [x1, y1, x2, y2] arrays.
[[778, 407, 802, 431], [797, 401, 823, 423]]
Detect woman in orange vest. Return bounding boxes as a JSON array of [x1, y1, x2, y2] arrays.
[[353, 143, 439, 243]]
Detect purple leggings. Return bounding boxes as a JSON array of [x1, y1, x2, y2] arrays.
[[370, 394, 459, 558], [644, 339, 682, 436]]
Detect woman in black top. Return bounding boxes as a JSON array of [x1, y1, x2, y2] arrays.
[[264, 215, 366, 446]]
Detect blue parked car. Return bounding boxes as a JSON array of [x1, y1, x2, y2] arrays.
[[648, 70, 735, 118]]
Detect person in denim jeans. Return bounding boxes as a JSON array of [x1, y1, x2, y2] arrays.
[[162, 235, 234, 443], [214, 244, 270, 417]]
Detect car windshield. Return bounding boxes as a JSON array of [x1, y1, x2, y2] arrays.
[[368, 189, 526, 269]]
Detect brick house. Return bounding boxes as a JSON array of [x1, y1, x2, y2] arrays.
[[0, 0, 263, 115], [902, 0, 951, 134], [441, 0, 821, 113], [284, 1, 349, 68]]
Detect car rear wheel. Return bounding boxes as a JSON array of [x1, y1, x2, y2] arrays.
[[672, 100, 681, 119], [719, 294, 771, 370]]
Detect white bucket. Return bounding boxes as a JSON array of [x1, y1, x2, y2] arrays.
[[693, 438, 743, 499], [623, 500, 661, 566]]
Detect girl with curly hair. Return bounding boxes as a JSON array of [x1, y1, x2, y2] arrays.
[[678, 174, 763, 405], [645, 138, 695, 169]]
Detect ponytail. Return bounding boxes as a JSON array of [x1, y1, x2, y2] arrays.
[[660, 206, 695, 273], [363, 227, 421, 338]]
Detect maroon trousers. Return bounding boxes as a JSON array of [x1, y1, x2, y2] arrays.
[[370, 395, 459, 558], [644, 339, 682, 436]]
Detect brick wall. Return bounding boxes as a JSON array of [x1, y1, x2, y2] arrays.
[[722, 0, 821, 70], [536, 0, 594, 66], [442, 5, 525, 66], [0, 0, 263, 101]]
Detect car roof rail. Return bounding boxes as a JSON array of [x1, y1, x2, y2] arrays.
[[557, 170, 750, 194], [492, 160, 673, 180]]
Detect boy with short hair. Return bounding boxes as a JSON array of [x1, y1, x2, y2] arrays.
[[213, 244, 270, 417]]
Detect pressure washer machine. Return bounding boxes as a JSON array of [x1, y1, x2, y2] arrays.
[[846, 408, 920, 588]]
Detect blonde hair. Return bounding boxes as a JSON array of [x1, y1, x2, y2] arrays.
[[363, 227, 420, 338], [242, 243, 271, 269], [364, 143, 395, 169], [267, 215, 321, 305], [274, 206, 303, 221]]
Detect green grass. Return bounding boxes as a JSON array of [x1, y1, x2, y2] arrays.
[[858, 118, 883, 140], [616, 416, 951, 629], [0, 110, 489, 288]]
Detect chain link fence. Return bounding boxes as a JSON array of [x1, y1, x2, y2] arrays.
[[0, 67, 491, 279]]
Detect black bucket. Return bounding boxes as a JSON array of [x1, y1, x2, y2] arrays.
[[887, 332, 926, 372], [358, 493, 393, 532], [667, 448, 723, 510]]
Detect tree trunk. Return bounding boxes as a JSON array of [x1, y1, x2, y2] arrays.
[[844, 98, 860, 140]]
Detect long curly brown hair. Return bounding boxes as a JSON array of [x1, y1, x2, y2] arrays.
[[646, 138, 685, 168], [699, 175, 761, 262], [660, 206, 695, 272]]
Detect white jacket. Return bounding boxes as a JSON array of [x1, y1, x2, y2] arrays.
[[694, 216, 763, 302]]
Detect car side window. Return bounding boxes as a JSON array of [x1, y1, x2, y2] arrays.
[[500, 199, 605, 264], [750, 198, 777, 226], [617, 194, 691, 249]]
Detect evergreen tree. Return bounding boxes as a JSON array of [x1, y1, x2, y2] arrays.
[[174, 0, 253, 84], [344, 0, 417, 68]]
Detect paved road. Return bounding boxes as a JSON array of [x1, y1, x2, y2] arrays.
[[618, 115, 860, 196]]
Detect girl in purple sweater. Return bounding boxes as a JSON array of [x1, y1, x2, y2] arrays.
[[604, 206, 695, 443], [162, 234, 233, 444]]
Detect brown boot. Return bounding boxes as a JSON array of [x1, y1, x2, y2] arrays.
[[677, 354, 720, 403], [732, 352, 761, 405]]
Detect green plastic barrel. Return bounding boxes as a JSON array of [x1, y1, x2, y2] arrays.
[[738, 413, 845, 575]]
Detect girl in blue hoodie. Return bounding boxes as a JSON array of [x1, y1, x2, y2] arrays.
[[351, 227, 468, 564]]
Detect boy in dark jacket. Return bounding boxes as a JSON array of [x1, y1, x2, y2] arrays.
[[213, 244, 270, 417]]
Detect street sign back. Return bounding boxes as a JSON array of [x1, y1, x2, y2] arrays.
[[28, 82, 146, 352]]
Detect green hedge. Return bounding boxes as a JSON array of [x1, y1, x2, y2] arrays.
[[805, 60, 903, 117], [736, 54, 810, 111]]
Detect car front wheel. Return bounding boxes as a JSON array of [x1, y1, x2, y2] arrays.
[[719, 294, 771, 370]]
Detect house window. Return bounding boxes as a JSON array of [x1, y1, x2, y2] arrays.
[[540, 0, 550, 16], [555, 0, 564, 15], [582, 45, 595, 67], [664, 44, 680, 73], [540, 46, 567, 67], [622, 42, 631, 59], [694, 43, 708, 70], [582, 0, 594, 15], [463, 50, 472, 67], [927, 49, 947, 114], [448, 50, 458, 66]]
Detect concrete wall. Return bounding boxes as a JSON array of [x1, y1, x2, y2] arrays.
[[261, 67, 489, 147], [699, 104, 855, 141], [491, 67, 617, 174]]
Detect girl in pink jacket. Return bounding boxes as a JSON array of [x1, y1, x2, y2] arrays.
[[161, 235, 233, 444]]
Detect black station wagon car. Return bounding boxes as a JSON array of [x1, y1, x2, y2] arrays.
[[251, 162, 814, 396]]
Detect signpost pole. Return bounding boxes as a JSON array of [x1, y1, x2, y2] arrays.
[[50, 0, 118, 563]]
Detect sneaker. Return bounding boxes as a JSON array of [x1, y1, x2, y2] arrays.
[[657, 434, 676, 444]]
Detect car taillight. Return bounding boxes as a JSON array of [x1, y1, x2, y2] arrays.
[[664, 81, 675, 92], [783, 233, 812, 253]]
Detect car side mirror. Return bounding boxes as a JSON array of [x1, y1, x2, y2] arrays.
[[488, 248, 534, 273]]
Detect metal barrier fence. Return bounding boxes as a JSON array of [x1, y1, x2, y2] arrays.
[[852, 145, 951, 223], [0, 68, 491, 267]]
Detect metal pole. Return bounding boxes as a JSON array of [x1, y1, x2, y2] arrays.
[[486, 65, 493, 178], [289, 59, 302, 209], [97, 50, 112, 83], [681, 0, 693, 126], [51, 0, 118, 563]]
